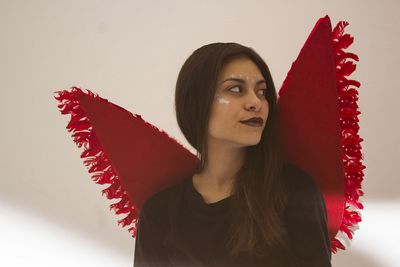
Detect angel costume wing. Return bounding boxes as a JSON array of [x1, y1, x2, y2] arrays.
[[53, 15, 364, 253]]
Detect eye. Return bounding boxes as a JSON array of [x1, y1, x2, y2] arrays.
[[258, 88, 268, 96], [228, 86, 267, 97], [228, 85, 241, 93]]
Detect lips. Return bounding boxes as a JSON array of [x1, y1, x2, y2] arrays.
[[240, 117, 264, 127]]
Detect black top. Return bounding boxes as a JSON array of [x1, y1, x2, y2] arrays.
[[133, 163, 332, 267]]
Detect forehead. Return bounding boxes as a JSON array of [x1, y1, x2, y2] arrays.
[[218, 57, 263, 79]]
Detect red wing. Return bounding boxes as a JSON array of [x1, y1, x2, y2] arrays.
[[277, 15, 364, 253], [54, 87, 198, 237]]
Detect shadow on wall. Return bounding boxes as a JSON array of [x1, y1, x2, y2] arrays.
[[0, 172, 134, 260], [333, 249, 384, 267]]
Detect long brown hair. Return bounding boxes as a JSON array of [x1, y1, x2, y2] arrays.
[[174, 42, 289, 259]]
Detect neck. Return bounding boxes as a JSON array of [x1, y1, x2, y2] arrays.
[[194, 137, 245, 193]]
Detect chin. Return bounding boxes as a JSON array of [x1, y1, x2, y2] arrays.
[[238, 137, 262, 147], [246, 140, 261, 147]]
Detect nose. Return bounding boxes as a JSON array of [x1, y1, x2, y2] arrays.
[[244, 91, 263, 112]]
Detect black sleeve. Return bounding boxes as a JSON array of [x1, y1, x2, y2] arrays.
[[284, 169, 332, 267], [134, 199, 169, 267]]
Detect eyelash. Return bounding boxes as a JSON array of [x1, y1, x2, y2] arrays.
[[228, 85, 267, 96]]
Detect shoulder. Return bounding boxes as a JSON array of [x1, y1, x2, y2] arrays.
[[282, 162, 320, 197], [282, 162, 326, 216], [281, 163, 332, 263], [139, 178, 188, 221], [282, 162, 327, 221]]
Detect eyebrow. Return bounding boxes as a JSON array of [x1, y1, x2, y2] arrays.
[[218, 78, 267, 86]]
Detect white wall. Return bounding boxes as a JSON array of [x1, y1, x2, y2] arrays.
[[0, 0, 398, 266]]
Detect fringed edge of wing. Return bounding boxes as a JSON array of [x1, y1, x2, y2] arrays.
[[53, 86, 139, 237], [331, 20, 365, 253]]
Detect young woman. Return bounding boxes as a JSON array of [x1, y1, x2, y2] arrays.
[[134, 42, 332, 267]]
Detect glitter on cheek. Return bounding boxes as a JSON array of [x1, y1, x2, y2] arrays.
[[215, 95, 230, 104]]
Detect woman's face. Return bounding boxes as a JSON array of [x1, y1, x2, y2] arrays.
[[208, 57, 269, 148]]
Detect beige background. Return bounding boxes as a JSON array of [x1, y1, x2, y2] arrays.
[[0, 0, 399, 266]]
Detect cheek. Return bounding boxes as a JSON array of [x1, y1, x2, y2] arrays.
[[209, 96, 238, 126], [212, 96, 231, 116], [212, 96, 240, 117], [215, 95, 231, 105]]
